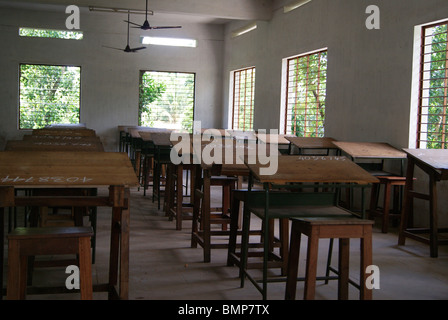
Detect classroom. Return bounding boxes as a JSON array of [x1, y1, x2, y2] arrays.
[[0, 0, 448, 304]]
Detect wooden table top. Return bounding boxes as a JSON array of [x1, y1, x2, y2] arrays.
[[256, 133, 295, 145], [0, 151, 139, 188], [23, 135, 101, 142], [32, 128, 97, 137], [286, 136, 338, 149], [5, 140, 104, 152], [138, 130, 174, 142], [403, 148, 448, 173], [246, 155, 378, 185], [333, 141, 407, 159]]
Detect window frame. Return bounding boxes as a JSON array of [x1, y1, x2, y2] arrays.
[[415, 20, 448, 149], [18, 63, 82, 130], [138, 70, 196, 132], [229, 66, 256, 131], [280, 48, 328, 137]]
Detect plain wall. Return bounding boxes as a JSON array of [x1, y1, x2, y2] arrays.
[[223, 0, 448, 226], [0, 6, 225, 150]]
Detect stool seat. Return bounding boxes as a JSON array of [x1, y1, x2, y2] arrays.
[[7, 226, 94, 300], [285, 217, 373, 300]]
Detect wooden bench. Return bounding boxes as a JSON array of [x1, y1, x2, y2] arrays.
[[7, 226, 94, 300]]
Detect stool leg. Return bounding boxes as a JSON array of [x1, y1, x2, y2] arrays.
[[368, 183, 379, 220], [78, 237, 93, 300], [6, 239, 22, 300], [382, 182, 392, 233], [279, 218, 289, 276], [304, 230, 319, 300], [176, 165, 184, 230], [338, 238, 350, 300], [285, 221, 301, 300]]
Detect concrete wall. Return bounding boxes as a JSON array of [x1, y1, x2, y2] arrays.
[[223, 0, 448, 226], [0, 6, 224, 151]]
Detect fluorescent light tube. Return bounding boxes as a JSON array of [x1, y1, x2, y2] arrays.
[[284, 0, 312, 13]]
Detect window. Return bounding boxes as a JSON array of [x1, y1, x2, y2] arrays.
[[139, 71, 195, 132], [19, 27, 83, 40], [282, 49, 327, 137], [19, 64, 81, 129], [230, 67, 256, 131], [416, 21, 448, 149]]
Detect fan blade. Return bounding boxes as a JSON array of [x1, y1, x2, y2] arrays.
[[131, 47, 146, 51], [151, 26, 182, 29], [124, 20, 142, 27], [102, 45, 124, 51]]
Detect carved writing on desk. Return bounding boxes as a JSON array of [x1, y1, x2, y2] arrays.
[[1, 176, 94, 184], [296, 156, 347, 161], [32, 142, 93, 146]]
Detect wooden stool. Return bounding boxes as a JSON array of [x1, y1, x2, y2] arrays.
[[285, 217, 374, 300], [191, 167, 238, 262], [369, 176, 407, 233], [7, 226, 94, 300]]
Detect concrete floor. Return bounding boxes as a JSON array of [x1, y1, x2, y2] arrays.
[[3, 185, 448, 301]]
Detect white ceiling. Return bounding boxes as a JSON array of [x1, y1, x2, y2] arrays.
[[0, 0, 277, 24]]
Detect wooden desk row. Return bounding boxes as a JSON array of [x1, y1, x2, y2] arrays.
[[1, 127, 139, 299]]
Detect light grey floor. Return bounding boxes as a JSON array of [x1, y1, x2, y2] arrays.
[[3, 185, 448, 300]]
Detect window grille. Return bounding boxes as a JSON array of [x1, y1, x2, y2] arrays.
[[139, 71, 195, 132], [417, 22, 448, 149], [232, 67, 256, 131], [284, 50, 327, 137]]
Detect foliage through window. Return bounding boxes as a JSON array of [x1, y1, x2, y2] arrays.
[[284, 50, 327, 137], [139, 71, 195, 132], [417, 22, 448, 149], [231, 67, 255, 131], [19, 64, 81, 129]]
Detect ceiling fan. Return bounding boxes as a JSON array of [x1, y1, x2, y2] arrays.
[[104, 12, 146, 53], [126, 0, 182, 30]]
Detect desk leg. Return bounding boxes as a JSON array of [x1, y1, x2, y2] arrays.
[[398, 157, 415, 246], [108, 186, 130, 300], [428, 171, 438, 258], [1, 187, 15, 300], [0, 207, 4, 299], [202, 170, 211, 263]]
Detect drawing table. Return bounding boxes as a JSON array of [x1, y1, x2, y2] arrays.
[[0, 151, 139, 299], [398, 148, 448, 257], [234, 155, 378, 299], [286, 136, 339, 155]]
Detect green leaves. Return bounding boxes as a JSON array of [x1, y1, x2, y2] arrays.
[[19, 64, 81, 129], [139, 71, 195, 132]]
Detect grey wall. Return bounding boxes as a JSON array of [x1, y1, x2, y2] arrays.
[[223, 0, 448, 225], [0, 6, 224, 150]]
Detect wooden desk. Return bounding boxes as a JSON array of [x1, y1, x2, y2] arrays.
[[286, 136, 338, 155], [255, 133, 293, 145], [0, 151, 139, 299], [32, 128, 97, 137], [333, 141, 407, 172], [398, 148, 448, 257], [236, 155, 378, 299], [255, 133, 294, 155]]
